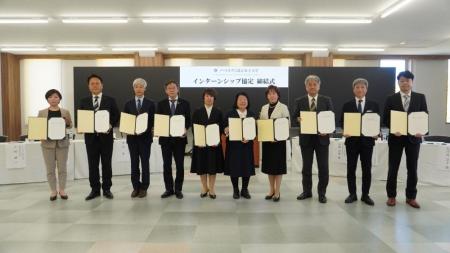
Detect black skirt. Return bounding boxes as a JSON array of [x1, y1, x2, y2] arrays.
[[261, 141, 287, 175], [190, 145, 224, 175], [224, 140, 255, 177]]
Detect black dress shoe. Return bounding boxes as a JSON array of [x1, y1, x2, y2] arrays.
[[233, 190, 240, 199], [85, 191, 100, 201], [131, 189, 139, 198], [103, 191, 114, 199], [240, 189, 251, 199], [60, 194, 68, 200], [265, 193, 274, 200], [200, 191, 208, 198], [318, 195, 327, 204], [273, 194, 281, 202], [50, 195, 57, 201], [361, 195, 375, 206], [209, 193, 217, 199], [297, 192, 312, 200], [175, 191, 184, 199], [161, 191, 174, 198], [138, 190, 147, 198], [345, 194, 358, 204]]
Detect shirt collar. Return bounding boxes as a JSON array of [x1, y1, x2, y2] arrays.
[[135, 96, 144, 101], [204, 105, 213, 110], [169, 96, 179, 101], [92, 92, 102, 98], [355, 96, 366, 103], [308, 94, 318, 101], [400, 91, 412, 97]]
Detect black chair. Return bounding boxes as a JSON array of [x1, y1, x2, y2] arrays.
[[0, 136, 7, 142], [19, 135, 28, 141], [424, 135, 450, 143]]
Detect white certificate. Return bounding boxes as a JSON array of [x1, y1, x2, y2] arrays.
[[390, 110, 407, 135], [300, 111, 317, 134], [228, 118, 243, 141], [119, 112, 136, 135], [170, 115, 185, 137], [153, 114, 170, 137], [344, 113, 361, 137], [77, 110, 94, 133], [206, 124, 221, 146], [408, 111, 429, 135], [193, 124, 206, 147], [274, 118, 290, 141], [48, 118, 66, 140], [242, 117, 256, 140], [361, 113, 380, 137], [94, 110, 110, 133], [135, 113, 148, 135], [317, 111, 335, 134]]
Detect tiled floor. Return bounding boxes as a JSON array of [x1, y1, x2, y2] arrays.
[[1, 164, 450, 253]]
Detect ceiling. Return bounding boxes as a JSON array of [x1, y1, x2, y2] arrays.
[[0, 0, 449, 55]]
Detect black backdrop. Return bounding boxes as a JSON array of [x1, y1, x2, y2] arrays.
[[74, 66, 395, 124]]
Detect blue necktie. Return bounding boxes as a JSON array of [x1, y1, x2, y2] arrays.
[[170, 100, 176, 115], [137, 99, 142, 112], [357, 100, 363, 113]]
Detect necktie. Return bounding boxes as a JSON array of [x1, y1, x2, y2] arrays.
[[310, 98, 316, 111], [93, 96, 99, 111], [357, 100, 363, 113], [170, 100, 176, 115], [403, 95, 410, 112], [137, 99, 142, 112]]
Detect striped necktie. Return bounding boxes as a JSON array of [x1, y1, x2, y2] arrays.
[[403, 95, 410, 112], [93, 96, 99, 111], [310, 98, 316, 111]]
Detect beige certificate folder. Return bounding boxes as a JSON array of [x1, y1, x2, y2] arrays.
[[193, 124, 220, 147], [390, 110, 407, 135], [77, 110, 94, 133], [257, 119, 275, 142], [193, 124, 206, 147], [300, 111, 317, 134], [119, 112, 137, 135], [228, 118, 243, 141], [344, 113, 362, 137], [153, 114, 170, 137], [28, 117, 48, 140]]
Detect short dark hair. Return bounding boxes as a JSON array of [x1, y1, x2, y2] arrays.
[[265, 85, 280, 99], [45, 89, 62, 100], [87, 74, 103, 84], [233, 92, 250, 109], [202, 88, 217, 100], [164, 80, 179, 88], [397, 71, 414, 81]]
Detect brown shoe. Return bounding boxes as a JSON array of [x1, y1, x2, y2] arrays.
[[138, 190, 147, 198], [131, 189, 139, 198], [406, 199, 420, 209], [386, 197, 396, 206]]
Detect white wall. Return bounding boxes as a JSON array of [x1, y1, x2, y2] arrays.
[[165, 58, 302, 66]]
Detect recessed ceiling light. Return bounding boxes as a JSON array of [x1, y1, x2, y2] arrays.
[[0, 18, 49, 24], [281, 47, 328, 51], [142, 17, 209, 23], [337, 48, 385, 52], [1, 47, 48, 52], [224, 47, 272, 51], [223, 17, 291, 24], [305, 18, 372, 24], [62, 17, 128, 24], [56, 47, 103, 51], [112, 47, 158, 51], [167, 47, 215, 51]]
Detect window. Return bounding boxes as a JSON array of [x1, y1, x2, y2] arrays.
[[380, 59, 406, 92]]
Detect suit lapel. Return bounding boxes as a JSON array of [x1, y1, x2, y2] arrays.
[[395, 93, 404, 112]]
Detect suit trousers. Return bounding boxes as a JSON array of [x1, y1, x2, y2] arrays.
[[300, 139, 329, 195], [345, 144, 373, 196], [161, 142, 186, 192], [41, 147, 69, 192]]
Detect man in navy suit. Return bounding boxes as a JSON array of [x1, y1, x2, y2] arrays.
[[156, 80, 191, 199], [383, 71, 428, 208], [293, 75, 334, 203], [78, 74, 119, 201], [123, 78, 155, 198], [341, 78, 380, 206]]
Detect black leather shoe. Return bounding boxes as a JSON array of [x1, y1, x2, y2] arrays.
[[240, 189, 251, 199], [131, 189, 139, 198], [361, 195, 375, 206], [50, 195, 57, 201], [273, 194, 280, 202], [297, 192, 312, 200], [138, 190, 147, 198], [318, 195, 327, 203], [200, 191, 208, 198], [103, 191, 114, 199], [59, 194, 68, 200], [233, 190, 240, 199], [161, 191, 174, 198], [345, 194, 357, 204], [175, 191, 184, 199], [209, 193, 217, 199], [265, 193, 274, 200], [85, 191, 100, 201]]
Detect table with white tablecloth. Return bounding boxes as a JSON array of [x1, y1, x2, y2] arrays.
[[291, 137, 450, 186]]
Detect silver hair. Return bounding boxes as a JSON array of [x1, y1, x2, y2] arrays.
[[304, 75, 321, 86], [132, 78, 147, 88], [352, 78, 369, 88]]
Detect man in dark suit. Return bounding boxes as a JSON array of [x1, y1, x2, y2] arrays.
[[123, 78, 155, 198], [383, 71, 428, 209], [156, 80, 191, 199], [293, 75, 333, 203], [79, 74, 119, 200], [341, 78, 380, 206]]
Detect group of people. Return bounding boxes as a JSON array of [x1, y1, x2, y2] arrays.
[[38, 70, 427, 209]]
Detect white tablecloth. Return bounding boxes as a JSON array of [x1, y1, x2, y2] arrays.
[[291, 137, 450, 186]]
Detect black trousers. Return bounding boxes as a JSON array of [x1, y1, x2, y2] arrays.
[[387, 141, 421, 199], [161, 142, 186, 192], [85, 137, 113, 193], [128, 141, 151, 191], [300, 141, 329, 196], [346, 144, 374, 196]]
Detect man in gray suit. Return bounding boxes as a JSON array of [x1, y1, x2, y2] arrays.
[[293, 75, 334, 203]]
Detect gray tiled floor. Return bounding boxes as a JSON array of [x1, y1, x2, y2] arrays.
[[0, 165, 450, 253]]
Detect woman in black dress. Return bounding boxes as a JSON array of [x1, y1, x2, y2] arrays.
[[259, 85, 290, 202], [224, 92, 256, 199], [190, 88, 224, 199]]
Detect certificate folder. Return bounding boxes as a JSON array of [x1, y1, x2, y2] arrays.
[[257, 118, 290, 142], [193, 123, 220, 147], [390, 110, 407, 136], [228, 117, 256, 141], [153, 114, 185, 137], [344, 113, 381, 137], [299, 111, 335, 134], [28, 117, 66, 140], [77, 110, 110, 133], [119, 112, 148, 135], [343, 113, 361, 137]]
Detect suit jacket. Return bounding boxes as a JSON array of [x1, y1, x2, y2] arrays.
[[78, 95, 120, 145], [341, 99, 380, 147], [383, 91, 428, 144], [259, 101, 290, 123], [292, 94, 334, 146], [157, 98, 191, 145], [123, 97, 155, 145], [38, 108, 72, 148]]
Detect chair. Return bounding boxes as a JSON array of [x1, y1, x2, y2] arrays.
[[19, 135, 28, 141], [0, 136, 7, 142]]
